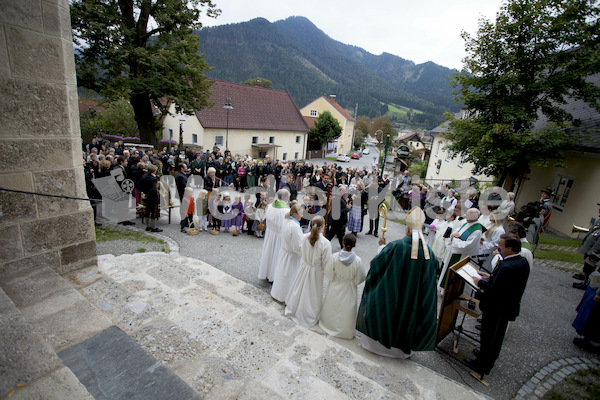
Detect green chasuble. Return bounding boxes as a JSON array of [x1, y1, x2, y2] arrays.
[[356, 236, 438, 353], [272, 200, 288, 209]]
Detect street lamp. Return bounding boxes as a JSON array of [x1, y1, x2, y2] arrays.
[[223, 97, 233, 149]]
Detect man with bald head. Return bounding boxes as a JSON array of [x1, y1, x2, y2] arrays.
[[439, 208, 486, 290]]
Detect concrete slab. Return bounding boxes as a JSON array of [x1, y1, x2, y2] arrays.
[[58, 325, 201, 400]]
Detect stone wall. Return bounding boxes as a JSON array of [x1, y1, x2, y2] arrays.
[[0, 0, 97, 275]]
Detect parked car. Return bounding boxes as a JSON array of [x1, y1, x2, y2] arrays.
[[362, 148, 370, 155], [337, 153, 351, 162], [351, 152, 360, 159]]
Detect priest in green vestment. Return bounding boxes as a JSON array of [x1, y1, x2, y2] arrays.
[[356, 207, 438, 358]]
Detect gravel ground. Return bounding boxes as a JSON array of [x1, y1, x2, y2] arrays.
[[96, 211, 596, 400]]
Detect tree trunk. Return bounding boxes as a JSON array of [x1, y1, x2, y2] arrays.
[[130, 92, 158, 145], [497, 169, 508, 188]]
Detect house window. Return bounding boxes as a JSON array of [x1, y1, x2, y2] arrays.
[[457, 154, 465, 168], [294, 152, 299, 159], [310, 109, 318, 117], [445, 150, 451, 162], [552, 174, 575, 212], [282, 152, 287, 161], [269, 136, 275, 144], [169, 129, 173, 139], [192, 134, 198, 144], [296, 135, 301, 144], [252, 136, 258, 144], [435, 141, 441, 157], [215, 135, 223, 146]]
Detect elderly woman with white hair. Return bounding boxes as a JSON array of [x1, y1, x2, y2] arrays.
[[498, 192, 516, 216]]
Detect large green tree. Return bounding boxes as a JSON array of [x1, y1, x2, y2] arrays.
[[445, 0, 600, 185], [71, 0, 220, 144], [308, 111, 342, 149]]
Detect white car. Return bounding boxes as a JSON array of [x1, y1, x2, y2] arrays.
[[362, 148, 370, 155], [337, 153, 351, 162]]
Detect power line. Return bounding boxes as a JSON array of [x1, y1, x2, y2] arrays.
[[0, 187, 102, 202]]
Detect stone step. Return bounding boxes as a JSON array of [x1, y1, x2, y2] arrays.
[[0, 266, 199, 399], [62, 252, 490, 400], [0, 283, 92, 399]]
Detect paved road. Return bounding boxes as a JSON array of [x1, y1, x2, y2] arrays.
[[97, 203, 599, 399], [308, 146, 382, 171]]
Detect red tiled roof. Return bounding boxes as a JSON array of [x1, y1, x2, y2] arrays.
[[324, 97, 356, 122], [398, 131, 419, 141], [78, 98, 104, 113], [303, 116, 317, 130], [195, 81, 309, 132]]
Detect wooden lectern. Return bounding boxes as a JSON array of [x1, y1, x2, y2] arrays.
[[436, 257, 489, 385]]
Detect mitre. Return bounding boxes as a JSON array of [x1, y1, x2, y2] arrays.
[[405, 207, 430, 260]]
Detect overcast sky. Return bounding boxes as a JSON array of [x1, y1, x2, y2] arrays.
[[200, 0, 505, 70]]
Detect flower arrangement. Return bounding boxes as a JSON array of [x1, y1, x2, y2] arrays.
[[100, 133, 124, 141], [159, 138, 179, 145]]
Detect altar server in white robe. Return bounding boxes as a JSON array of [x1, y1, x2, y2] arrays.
[[271, 203, 305, 302], [319, 233, 366, 339], [285, 216, 332, 327], [258, 189, 290, 282]]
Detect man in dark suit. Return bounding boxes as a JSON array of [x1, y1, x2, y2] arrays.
[[469, 233, 530, 375]]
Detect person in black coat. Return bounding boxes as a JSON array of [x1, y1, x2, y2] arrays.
[[326, 186, 350, 248], [175, 163, 188, 201], [138, 165, 162, 232], [468, 233, 530, 375], [282, 173, 298, 202]]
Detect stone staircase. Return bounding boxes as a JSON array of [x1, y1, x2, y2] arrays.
[[0, 253, 490, 399]]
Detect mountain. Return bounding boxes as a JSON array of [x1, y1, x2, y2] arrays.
[[195, 16, 461, 129]]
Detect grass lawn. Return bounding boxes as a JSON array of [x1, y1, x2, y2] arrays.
[[95, 225, 167, 246], [539, 235, 582, 248], [545, 367, 600, 400], [384, 103, 424, 119], [535, 249, 583, 263]]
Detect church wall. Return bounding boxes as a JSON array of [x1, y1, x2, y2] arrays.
[[0, 0, 97, 276]]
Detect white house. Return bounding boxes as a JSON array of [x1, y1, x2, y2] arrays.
[[162, 80, 309, 161]]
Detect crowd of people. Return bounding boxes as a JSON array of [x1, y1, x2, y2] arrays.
[[83, 136, 600, 374]]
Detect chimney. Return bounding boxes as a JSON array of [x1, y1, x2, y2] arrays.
[[328, 94, 336, 103]]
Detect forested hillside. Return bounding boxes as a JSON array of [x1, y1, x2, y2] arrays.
[[196, 16, 461, 129]]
